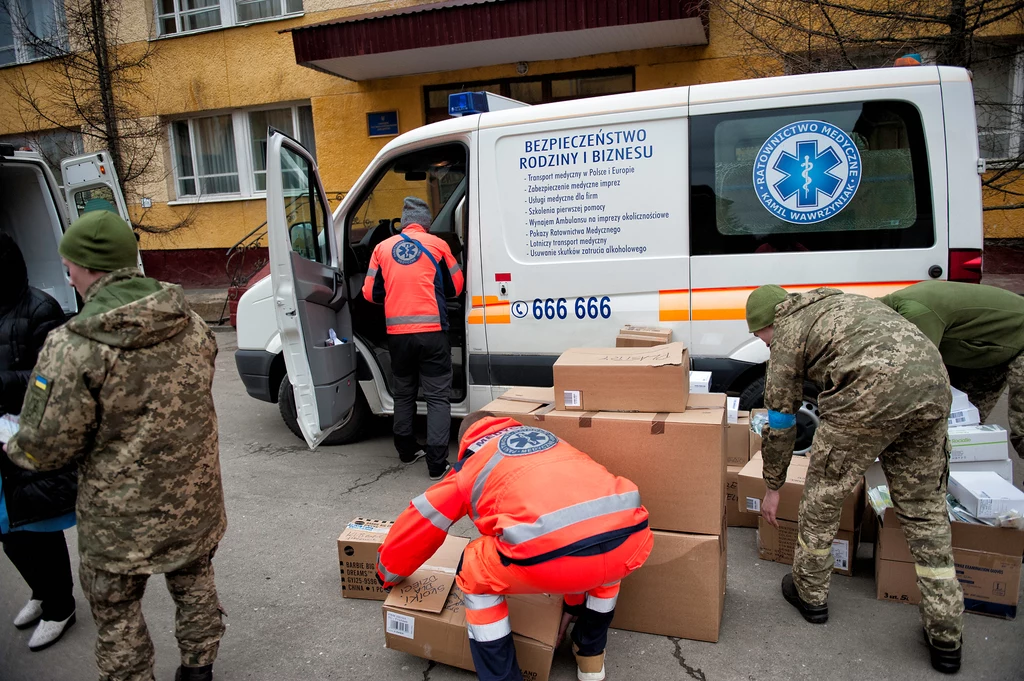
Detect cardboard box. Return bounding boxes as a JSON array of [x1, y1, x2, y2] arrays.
[[337, 518, 393, 600], [618, 325, 672, 344], [727, 397, 740, 424], [949, 406, 981, 428], [485, 389, 726, 536], [689, 371, 712, 394], [726, 414, 751, 467], [736, 453, 863, 532], [612, 526, 727, 642], [616, 334, 666, 347], [726, 466, 758, 528], [948, 471, 1024, 519], [875, 509, 1024, 618], [553, 343, 689, 412], [757, 517, 858, 576], [947, 425, 1009, 463], [383, 535, 562, 680]]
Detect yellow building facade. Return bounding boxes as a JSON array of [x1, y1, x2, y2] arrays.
[[0, 0, 1019, 285]]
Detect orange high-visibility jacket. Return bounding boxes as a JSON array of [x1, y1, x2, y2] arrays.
[[361, 224, 464, 334], [376, 416, 650, 587]]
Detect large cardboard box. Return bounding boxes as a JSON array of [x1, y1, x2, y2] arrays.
[[337, 518, 393, 600], [948, 425, 1009, 463], [757, 518, 858, 576], [383, 535, 562, 680], [875, 509, 1024, 619], [553, 343, 689, 412], [736, 453, 864, 532], [726, 413, 751, 466], [485, 390, 726, 536], [612, 525, 727, 642], [726, 466, 758, 528]]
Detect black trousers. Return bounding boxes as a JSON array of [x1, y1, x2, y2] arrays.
[[388, 331, 453, 475], [1, 529, 75, 621]]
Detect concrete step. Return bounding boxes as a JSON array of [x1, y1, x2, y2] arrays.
[[183, 288, 231, 325]]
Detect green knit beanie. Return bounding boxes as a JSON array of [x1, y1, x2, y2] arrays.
[[746, 284, 788, 332], [59, 211, 138, 272]]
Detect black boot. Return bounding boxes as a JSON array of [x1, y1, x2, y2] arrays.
[[174, 664, 213, 681], [781, 573, 828, 624], [925, 630, 962, 674]]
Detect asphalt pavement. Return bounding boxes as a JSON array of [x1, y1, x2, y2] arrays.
[[2, 330, 1022, 681]]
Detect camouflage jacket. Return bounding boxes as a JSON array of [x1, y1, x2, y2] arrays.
[[7, 269, 226, 574], [762, 288, 950, 490]]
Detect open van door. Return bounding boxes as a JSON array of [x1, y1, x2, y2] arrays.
[[266, 130, 356, 448], [60, 151, 131, 223]]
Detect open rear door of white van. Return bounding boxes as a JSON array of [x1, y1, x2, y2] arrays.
[[60, 151, 131, 223], [265, 130, 356, 448]]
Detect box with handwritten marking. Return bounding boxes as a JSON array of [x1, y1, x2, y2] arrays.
[[337, 518, 393, 600], [553, 343, 689, 412], [382, 534, 562, 681]]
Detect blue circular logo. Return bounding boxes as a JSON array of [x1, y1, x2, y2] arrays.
[[510, 301, 529, 319], [498, 427, 557, 456], [392, 240, 421, 265], [752, 120, 862, 225]]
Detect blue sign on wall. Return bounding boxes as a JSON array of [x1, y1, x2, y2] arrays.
[[367, 111, 399, 137]]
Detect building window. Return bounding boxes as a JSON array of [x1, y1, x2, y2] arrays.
[[157, 0, 302, 37], [971, 46, 1024, 161], [0, 129, 83, 189], [0, 0, 68, 66], [170, 104, 316, 200], [424, 69, 634, 124]]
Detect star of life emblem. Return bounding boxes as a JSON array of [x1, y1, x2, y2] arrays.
[[392, 239, 421, 265], [498, 427, 558, 456]]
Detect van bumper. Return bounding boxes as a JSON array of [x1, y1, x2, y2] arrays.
[[235, 349, 277, 402]]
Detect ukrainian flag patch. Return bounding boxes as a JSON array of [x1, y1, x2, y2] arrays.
[[22, 373, 52, 428], [34, 376, 49, 391]]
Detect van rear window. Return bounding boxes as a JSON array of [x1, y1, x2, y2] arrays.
[[690, 100, 934, 255]]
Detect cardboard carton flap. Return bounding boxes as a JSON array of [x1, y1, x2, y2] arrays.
[[554, 343, 685, 367], [499, 387, 556, 404], [498, 386, 725, 413], [383, 535, 470, 614]]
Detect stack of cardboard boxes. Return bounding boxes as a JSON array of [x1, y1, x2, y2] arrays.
[[484, 342, 728, 643]]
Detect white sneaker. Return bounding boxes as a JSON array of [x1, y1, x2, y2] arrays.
[[13, 599, 43, 629], [28, 612, 75, 651], [577, 664, 606, 681]]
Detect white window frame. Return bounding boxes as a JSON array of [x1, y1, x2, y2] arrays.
[[0, 0, 68, 67], [168, 102, 315, 204], [976, 51, 1024, 165], [154, 0, 302, 39]]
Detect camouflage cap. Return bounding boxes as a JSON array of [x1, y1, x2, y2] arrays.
[[746, 284, 788, 332], [59, 210, 137, 272]]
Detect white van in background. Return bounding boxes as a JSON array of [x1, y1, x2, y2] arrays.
[[0, 145, 132, 315], [234, 65, 985, 449]]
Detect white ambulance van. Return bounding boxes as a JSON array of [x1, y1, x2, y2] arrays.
[[1, 145, 132, 315], [234, 65, 984, 449]]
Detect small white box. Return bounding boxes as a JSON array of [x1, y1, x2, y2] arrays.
[[950, 386, 974, 413], [947, 424, 1008, 463], [727, 396, 740, 424], [950, 458, 1014, 482], [948, 471, 1024, 519], [948, 406, 981, 428], [689, 371, 711, 394]]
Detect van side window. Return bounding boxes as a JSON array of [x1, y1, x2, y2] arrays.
[[281, 145, 330, 266], [690, 101, 933, 255]]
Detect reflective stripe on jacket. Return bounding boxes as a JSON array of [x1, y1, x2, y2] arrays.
[[376, 416, 649, 587], [361, 224, 464, 334]]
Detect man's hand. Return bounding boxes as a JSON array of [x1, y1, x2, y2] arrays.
[[762, 488, 781, 528]]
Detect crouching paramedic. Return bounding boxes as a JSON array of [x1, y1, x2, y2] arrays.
[[376, 412, 654, 681]]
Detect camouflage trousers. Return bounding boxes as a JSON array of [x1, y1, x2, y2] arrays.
[[794, 416, 964, 646], [948, 351, 1024, 458], [79, 548, 225, 681]]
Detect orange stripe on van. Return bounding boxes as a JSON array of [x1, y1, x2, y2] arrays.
[[468, 299, 511, 325], [689, 281, 918, 321], [471, 295, 503, 308], [658, 290, 690, 322]]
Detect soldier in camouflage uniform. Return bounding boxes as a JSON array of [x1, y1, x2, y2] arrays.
[[880, 280, 1024, 458], [746, 285, 963, 675], [5, 211, 227, 681]]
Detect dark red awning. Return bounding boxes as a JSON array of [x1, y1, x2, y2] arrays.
[[291, 0, 706, 80]]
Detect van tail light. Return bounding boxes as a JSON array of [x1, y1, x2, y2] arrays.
[[949, 249, 983, 283]]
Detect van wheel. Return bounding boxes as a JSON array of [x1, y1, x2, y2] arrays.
[[278, 374, 369, 446], [738, 376, 821, 455]]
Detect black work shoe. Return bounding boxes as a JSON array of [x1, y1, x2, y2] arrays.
[[781, 573, 828, 624], [175, 664, 213, 681], [428, 463, 452, 481], [400, 449, 426, 465], [925, 630, 962, 674]]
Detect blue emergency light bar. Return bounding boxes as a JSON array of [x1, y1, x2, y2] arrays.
[[448, 91, 530, 117]]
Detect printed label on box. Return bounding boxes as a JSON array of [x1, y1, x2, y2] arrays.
[[386, 611, 415, 639], [831, 539, 849, 571], [746, 497, 761, 512], [563, 391, 581, 408]]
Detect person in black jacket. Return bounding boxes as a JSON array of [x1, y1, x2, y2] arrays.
[[0, 232, 78, 651]]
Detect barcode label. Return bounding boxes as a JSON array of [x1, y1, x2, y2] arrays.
[[949, 413, 968, 425], [831, 539, 849, 571], [746, 497, 761, 512], [563, 391, 582, 408], [386, 611, 415, 639]]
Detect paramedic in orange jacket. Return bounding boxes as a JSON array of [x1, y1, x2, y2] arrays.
[[362, 197, 464, 479], [376, 412, 655, 681]]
